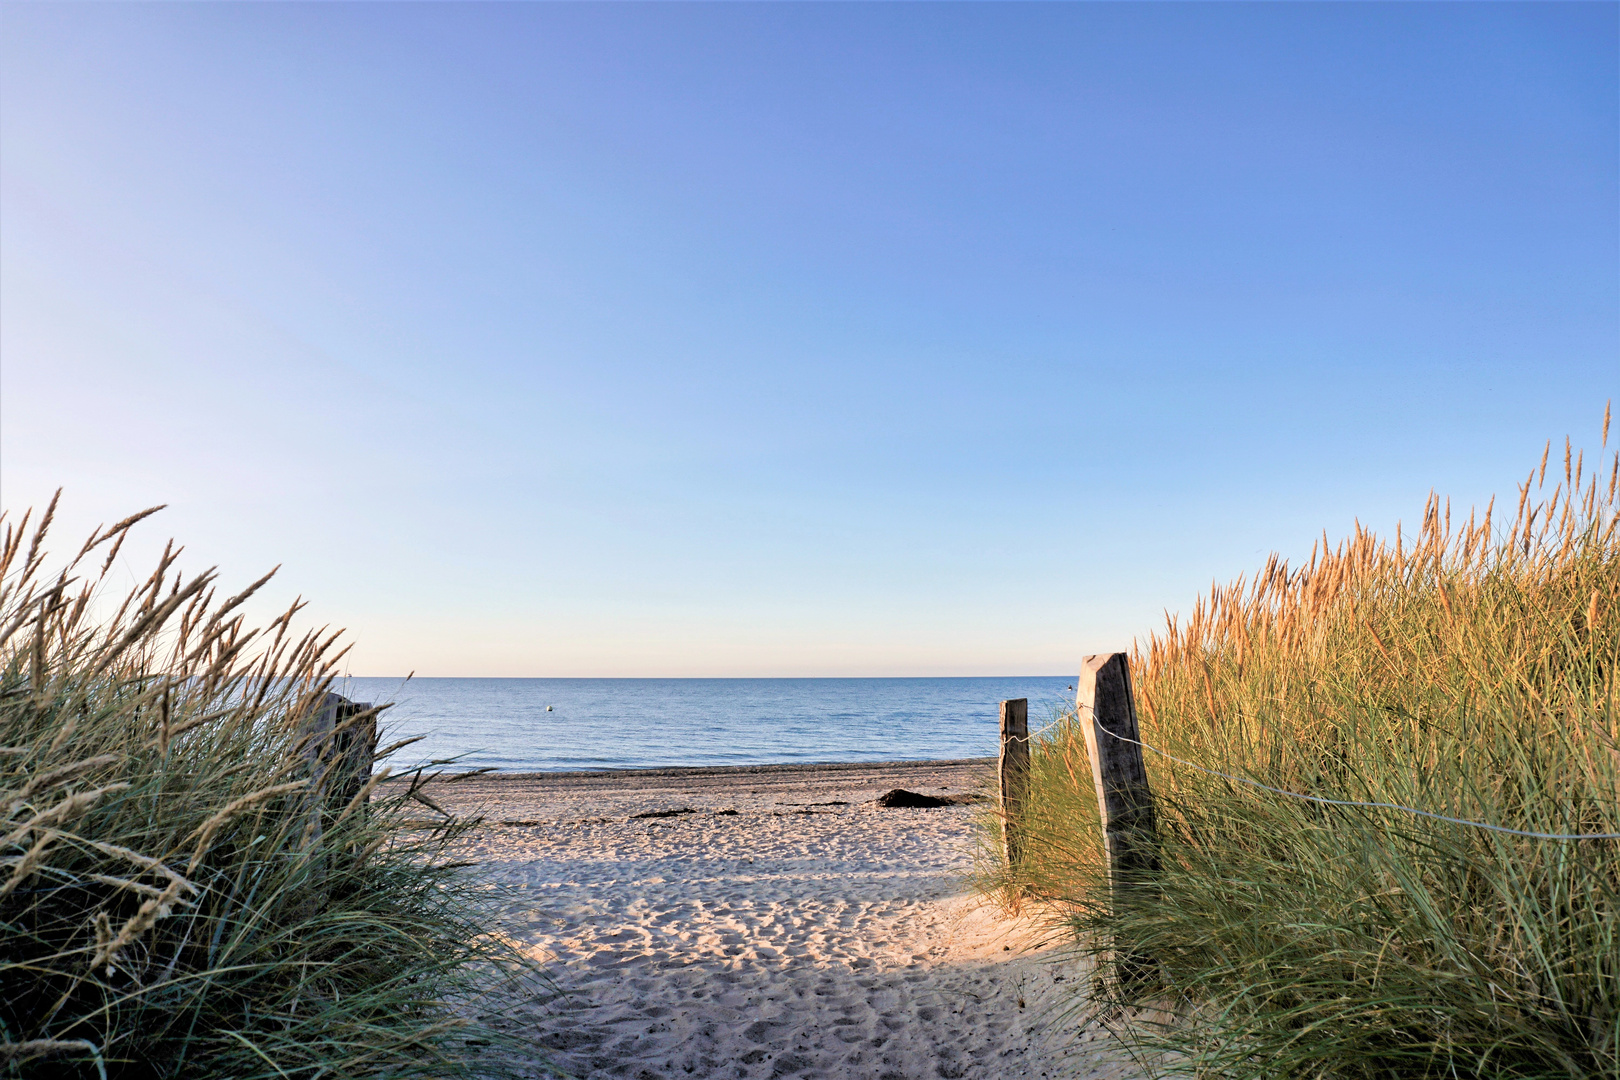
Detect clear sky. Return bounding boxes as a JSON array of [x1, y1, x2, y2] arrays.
[[2, 3, 1615, 677]]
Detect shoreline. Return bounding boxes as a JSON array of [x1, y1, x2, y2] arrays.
[[424, 758, 1001, 824], [434, 756, 997, 782]]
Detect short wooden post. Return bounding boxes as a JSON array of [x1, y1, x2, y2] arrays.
[[1077, 653, 1159, 982], [328, 697, 378, 813], [302, 693, 378, 845], [999, 698, 1030, 870]]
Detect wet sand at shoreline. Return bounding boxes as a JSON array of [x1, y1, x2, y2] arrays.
[[428, 760, 1140, 1080]]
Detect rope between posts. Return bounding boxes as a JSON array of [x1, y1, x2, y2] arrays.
[[1097, 727, 1620, 842]]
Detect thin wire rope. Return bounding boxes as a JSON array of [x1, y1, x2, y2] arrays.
[[1096, 726, 1620, 841]]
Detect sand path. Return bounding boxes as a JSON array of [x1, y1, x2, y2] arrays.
[[432, 761, 1139, 1080]]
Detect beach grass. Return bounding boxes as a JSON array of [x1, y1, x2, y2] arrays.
[[993, 414, 1620, 1078], [0, 500, 533, 1078]]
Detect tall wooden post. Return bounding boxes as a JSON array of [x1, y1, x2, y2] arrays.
[[999, 698, 1030, 870], [1078, 653, 1159, 982]]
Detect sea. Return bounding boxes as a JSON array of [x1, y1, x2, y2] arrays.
[[336, 677, 1076, 773]]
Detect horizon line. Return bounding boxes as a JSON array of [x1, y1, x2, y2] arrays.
[[340, 673, 1081, 681]]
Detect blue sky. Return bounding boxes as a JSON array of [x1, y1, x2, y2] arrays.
[[2, 3, 1615, 676]]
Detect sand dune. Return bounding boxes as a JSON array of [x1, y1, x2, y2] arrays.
[[431, 761, 1141, 1080]]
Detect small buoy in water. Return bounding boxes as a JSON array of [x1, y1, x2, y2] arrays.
[[546, 705, 553, 711]]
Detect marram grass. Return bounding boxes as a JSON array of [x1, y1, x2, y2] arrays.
[[995, 420, 1620, 1079], [0, 499, 535, 1079]]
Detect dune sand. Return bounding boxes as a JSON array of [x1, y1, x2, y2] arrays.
[[429, 760, 1142, 1080]]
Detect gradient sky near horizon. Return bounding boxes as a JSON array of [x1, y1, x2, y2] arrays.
[[2, 3, 1615, 677]]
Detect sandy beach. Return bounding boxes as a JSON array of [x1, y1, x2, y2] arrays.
[[427, 760, 1141, 1080]]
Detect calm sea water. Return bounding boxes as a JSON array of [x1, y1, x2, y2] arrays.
[[336, 677, 1075, 772]]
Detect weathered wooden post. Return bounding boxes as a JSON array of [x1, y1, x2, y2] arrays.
[[302, 693, 378, 849], [327, 696, 378, 813], [999, 698, 1030, 871], [1077, 652, 1159, 983]]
